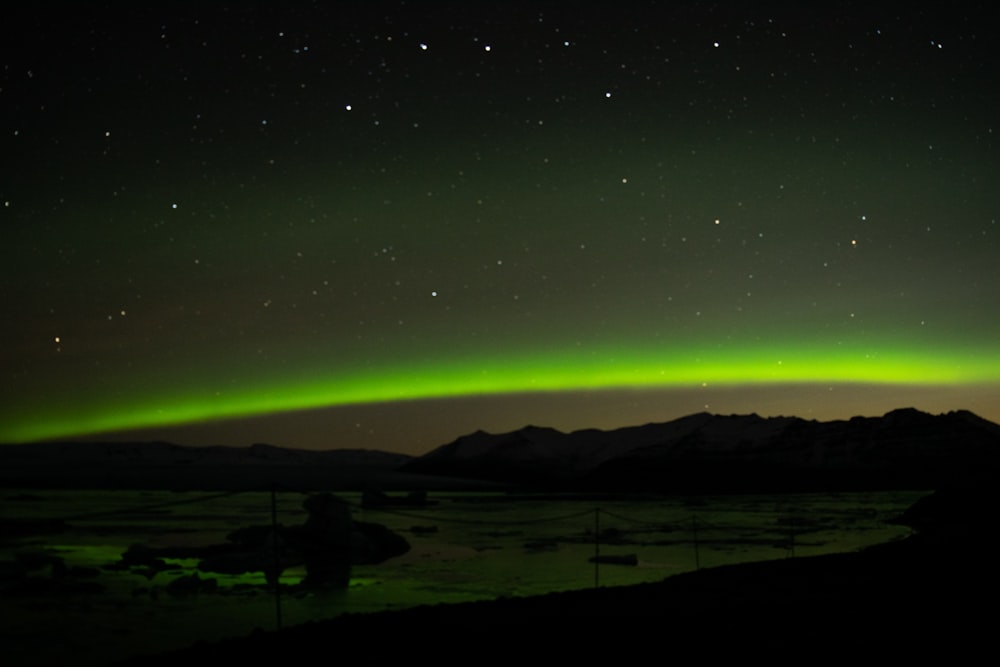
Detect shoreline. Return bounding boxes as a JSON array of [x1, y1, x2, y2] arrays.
[[117, 485, 998, 659]]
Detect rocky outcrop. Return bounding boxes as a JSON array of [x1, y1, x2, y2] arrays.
[[113, 493, 409, 590]]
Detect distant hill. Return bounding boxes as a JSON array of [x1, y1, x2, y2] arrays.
[[401, 408, 1000, 492], [0, 441, 421, 491], [0, 440, 411, 467], [5, 408, 999, 492]]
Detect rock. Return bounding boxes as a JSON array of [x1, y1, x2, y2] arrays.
[[351, 520, 411, 565], [165, 573, 217, 596], [115, 493, 409, 592], [299, 493, 353, 589]]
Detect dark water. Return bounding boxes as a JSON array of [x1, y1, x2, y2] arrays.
[[1, 489, 924, 666]]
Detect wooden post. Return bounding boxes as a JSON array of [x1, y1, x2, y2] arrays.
[[692, 515, 701, 571], [788, 516, 796, 558], [594, 507, 600, 588], [271, 484, 283, 631]]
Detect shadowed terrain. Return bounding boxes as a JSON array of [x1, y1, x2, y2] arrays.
[[117, 485, 997, 660], [5, 410, 997, 662]]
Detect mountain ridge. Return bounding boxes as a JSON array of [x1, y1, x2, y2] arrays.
[[401, 407, 1000, 491], [3, 408, 998, 492]]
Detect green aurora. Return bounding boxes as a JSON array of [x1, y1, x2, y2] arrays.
[[5, 336, 999, 444], [3, 5, 999, 451]]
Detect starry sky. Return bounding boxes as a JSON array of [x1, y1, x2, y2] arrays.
[[2, 2, 999, 454]]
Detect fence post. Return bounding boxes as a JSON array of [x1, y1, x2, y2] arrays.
[[787, 516, 796, 558], [594, 507, 600, 589], [271, 483, 283, 630], [692, 515, 701, 571]]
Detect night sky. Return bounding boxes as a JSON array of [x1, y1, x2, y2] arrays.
[[3, 3, 998, 454]]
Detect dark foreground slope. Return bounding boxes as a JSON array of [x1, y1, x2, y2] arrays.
[[121, 485, 998, 660]]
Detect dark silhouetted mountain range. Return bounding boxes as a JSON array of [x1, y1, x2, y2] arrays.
[[401, 408, 1000, 492], [3, 408, 998, 492]]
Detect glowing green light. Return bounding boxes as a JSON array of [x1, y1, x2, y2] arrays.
[[3, 338, 1000, 443]]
